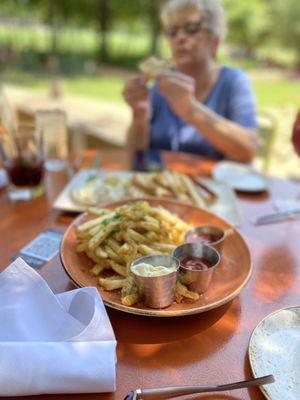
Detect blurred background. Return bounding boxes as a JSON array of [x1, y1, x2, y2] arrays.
[[0, 0, 299, 178]]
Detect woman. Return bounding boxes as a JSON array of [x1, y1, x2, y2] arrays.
[[123, 0, 259, 163]]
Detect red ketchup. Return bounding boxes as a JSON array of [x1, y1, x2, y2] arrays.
[[181, 257, 211, 271], [186, 232, 218, 244]]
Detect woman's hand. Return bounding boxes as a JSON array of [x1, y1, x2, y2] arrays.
[[123, 77, 151, 122], [157, 72, 196, 121]]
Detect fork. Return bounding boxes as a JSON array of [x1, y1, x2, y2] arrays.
[[124, 374, 275, 399]]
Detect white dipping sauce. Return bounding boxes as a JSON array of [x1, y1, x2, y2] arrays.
[[131, 262, 176, 277]]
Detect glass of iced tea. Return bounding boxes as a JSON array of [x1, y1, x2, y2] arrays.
[[1, 124, 45, 201]]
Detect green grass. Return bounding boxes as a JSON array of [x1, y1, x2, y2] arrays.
[[1, 69, 125, 103], [1, 25, 299, 110], [3, 67, 299, 110], [252, 78, 300, 108], [0, 25, 298, 178], [64, 76, 125, 103], [2, 18, 299, 116]]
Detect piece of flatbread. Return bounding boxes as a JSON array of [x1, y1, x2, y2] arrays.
[[138, 56, 170, 78]]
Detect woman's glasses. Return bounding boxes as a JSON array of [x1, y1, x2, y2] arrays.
[[165, 20, 208, 38]]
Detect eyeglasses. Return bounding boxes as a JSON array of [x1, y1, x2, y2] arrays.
[[164, 20, 209, 38]]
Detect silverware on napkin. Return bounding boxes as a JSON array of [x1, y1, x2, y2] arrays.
[[124, 374, 275, 399], [253, 208, 300, 225]]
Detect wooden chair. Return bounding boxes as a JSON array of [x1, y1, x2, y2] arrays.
[[256, 110, 278, 172]]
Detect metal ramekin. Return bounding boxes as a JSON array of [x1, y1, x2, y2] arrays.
[[173, 242, 220, 294], [184, 225, 226, 254], [130, 254, 180, 309]]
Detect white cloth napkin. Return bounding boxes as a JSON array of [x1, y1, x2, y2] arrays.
[[0, 258, 117, 396]]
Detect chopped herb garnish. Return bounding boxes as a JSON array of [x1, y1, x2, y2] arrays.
[[101, 214, 120, 226]]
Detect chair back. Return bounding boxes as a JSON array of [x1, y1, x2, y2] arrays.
[[257, 111, 278, 171]]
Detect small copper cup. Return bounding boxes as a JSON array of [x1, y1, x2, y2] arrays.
[[184, 225, 231, 254], [130, 255, 179, 309], [173, 243, 220, 294]]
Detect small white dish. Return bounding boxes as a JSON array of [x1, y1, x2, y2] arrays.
[[53, 169, 133, 212], [71, 172, 129, 206], [212, 161, 268, 193], [0, 169, 8, 189], [274, 198, 300, 212], [249, 306, 300, 400]]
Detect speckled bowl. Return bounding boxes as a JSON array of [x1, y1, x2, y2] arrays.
[[249, 306, 300, 400]]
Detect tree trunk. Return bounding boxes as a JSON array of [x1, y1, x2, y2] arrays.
[[148, 0, 161, 56], [50, 23, 59, 59], [48, 1, 58, 59], [47, 2, 60, 98], [98, 0, 110, 62]]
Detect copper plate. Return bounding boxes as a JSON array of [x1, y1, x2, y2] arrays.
[[60, 198, 252, 317]]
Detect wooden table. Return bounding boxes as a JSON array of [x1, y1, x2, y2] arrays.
[[1, 150, 300, 400], [5, 85, 129, 150]]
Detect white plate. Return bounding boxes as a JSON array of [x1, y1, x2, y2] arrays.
[[274, 198, 300, 212], [0, 169, 8, 189], [249, 306, 300, 400], [53, 169, 133, 212], [53, 169, 242, 226], [71, 171, 131, 206], [213, 161, 268, 193]]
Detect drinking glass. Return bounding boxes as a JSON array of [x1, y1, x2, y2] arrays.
[[1, 124, 45, 201], [36, 109, 68, 171]]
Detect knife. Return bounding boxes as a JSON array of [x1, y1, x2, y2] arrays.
[[253, 208, 300, 225]]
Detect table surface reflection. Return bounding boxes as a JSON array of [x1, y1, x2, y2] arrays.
[[1, 149, 299, 400]]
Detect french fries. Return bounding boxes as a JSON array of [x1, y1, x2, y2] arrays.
[[74, 171, 209, 208], [128, 171, 207, 207], [175, 281, 200, 303], [76, 201, 199, 306]]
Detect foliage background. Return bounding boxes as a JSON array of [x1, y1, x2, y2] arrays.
[[0, 0, 299, 177]]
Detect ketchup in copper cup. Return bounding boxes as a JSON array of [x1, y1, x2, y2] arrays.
[[184, 225, 232, 254], [180, 257, 211, 271], [173, 243, 220, 294]]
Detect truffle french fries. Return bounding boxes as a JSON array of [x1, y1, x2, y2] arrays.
[[76, 201, 199, 306], [128, 171, 206, 207]]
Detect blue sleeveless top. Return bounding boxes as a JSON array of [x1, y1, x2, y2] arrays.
[[149, 66, 257, 159]]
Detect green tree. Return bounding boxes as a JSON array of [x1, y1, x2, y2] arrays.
[[271, 0, 300, 69], [224, 0, 271, 57], [71, 0, 146, 62], [142, 0, 162, 56]]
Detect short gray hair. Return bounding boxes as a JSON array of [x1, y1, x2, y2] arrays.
[[160, 0, 227, 41]]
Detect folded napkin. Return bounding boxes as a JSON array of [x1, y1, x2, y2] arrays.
[[0, 258, 116, 396]]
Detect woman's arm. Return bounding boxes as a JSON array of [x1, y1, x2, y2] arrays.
[[157, 72, 259, 163], [186, 100, 259, 162], [123, 77, 151, 153], [126, 113, 150, 152]]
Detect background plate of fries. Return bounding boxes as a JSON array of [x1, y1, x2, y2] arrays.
[[60, 198, 251, 317], [54, 169, 242, 226]]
